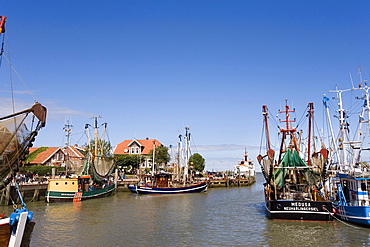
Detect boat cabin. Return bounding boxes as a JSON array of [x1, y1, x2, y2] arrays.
[[47, 175, 105, 193], [338, 173, 370, 206], [153, 174, 172, 187], [47, 178, 78, 192]]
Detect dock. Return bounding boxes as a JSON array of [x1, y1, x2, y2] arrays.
[[115, 178, 140, 191], [116, 176, 256, 189], [0, 182, 48, 205], [0, 175, 256, 205], [208, 176, 256, 188]]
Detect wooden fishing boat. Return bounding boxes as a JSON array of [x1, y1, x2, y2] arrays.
[[129, 127, 208, 195], [128, 174, 207, 194], [257, 101, 333, 221], [46, 117, 115, 202], [46, 177, 115, 202]]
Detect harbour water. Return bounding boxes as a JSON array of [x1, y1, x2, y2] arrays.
[[3, 173, 370, 246]]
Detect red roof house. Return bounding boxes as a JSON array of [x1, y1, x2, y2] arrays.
[[113, 138, 163, 170], [113, 138, 162, 155], [27, 146, 85, 173]]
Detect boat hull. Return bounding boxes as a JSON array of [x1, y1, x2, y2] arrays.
[[265, 199, 333, 221], [128, 182, 208, 194], [45, 184, 115, 203], [334, 204, 370, 226], [0, 218, 35, 246]]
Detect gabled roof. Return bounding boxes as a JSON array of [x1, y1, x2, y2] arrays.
[[66, 145, 85, 159], [28, 145, 85, 165], [127, 139, 143, 147], [113, 139, 162, 155], [28, 147, 61, 164]]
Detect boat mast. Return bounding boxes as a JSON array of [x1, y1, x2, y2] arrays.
[[93, 116, 101, 158], [63, 119, 73, 147], [307, 103, 314, 166], [278, 100, 297, 164], [259, 105, 274, 182], [63, 119, 73, 174], [262, 105, 271, 151], [328, 88, 351, 171], [177, 134, 182, 181], [152, 140, 156, 176], [352, 82, 370, 166], [323, 95, 341, 170], [183, 126, 190, 184]]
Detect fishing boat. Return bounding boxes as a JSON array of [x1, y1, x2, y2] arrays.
[[46, 117, 115, 202], [234, 148, 256, 179], [0, 15, 47, 246], [257, 101, 333, 221], [128, 127, 208, 194], [128, 173, 208, 194], [324, 79, 370, 226]]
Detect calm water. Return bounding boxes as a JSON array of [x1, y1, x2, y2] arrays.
[[3, 173, 370, 246]]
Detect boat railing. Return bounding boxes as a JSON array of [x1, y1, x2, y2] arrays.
[[280, 183, 314, 200], [274, 166, 317, 170]]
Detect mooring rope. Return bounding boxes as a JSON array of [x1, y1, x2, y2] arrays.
[[324, 208, 363, 229]]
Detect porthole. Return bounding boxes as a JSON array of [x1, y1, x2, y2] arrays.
[[56, 182, 59, 185], [65, 182, 68, 185], [72, 182, 75, 185]]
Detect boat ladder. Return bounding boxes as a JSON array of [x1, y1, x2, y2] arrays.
[[73, 192, 82, 202]]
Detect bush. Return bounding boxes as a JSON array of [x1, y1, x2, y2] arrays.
[[21, 165, 65, 176]]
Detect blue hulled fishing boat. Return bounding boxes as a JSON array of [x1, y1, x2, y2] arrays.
[[324, 78, 370, 226], [128, 173, 207, 194], [129, 127, 208, 195]]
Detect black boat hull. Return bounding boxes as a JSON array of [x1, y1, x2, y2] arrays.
[[265, 199, 333, 221]]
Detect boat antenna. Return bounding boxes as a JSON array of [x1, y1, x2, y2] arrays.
[[359, 66, 363, 86], [92, 116, 101, 157], [350, 73, 354, 89], [63, 118, 73, 176], [63, 118, 73, 147]]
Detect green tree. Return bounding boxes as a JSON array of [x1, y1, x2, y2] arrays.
[[115, 154, 142, 173], [82, 139, 113, 157], [189, 153, 205, 172], [148, 145, 170, 167]]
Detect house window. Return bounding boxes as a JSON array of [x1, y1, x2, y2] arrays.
[[130, 147, 140, 154]]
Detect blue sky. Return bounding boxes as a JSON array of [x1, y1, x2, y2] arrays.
[[1, 1, 370, 171]]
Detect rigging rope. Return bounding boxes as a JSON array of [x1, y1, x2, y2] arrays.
[[259, 117, 265, 155], [2, 53, 36, 102], [295, 104, 309, 129]]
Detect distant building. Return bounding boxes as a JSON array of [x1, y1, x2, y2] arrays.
[[27, 145, 85, 173], [113, 138, 162, 170]]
